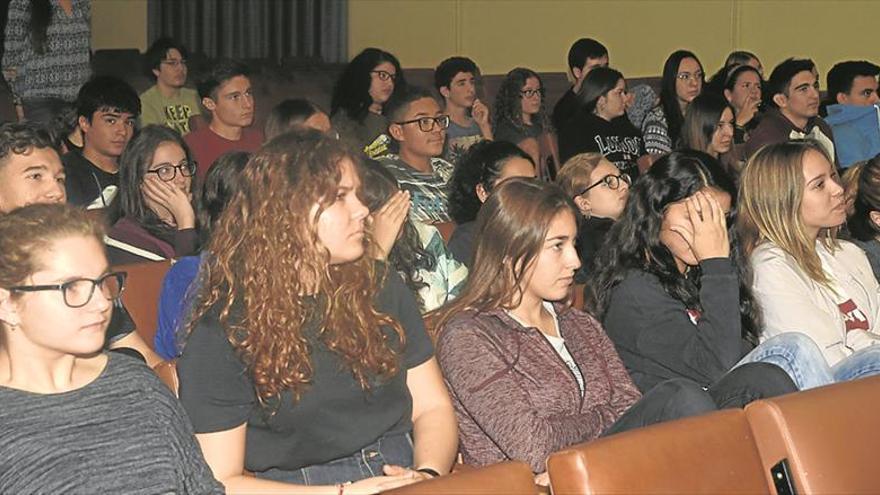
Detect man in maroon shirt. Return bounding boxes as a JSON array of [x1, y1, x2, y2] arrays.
[[186, 60, 263, 179]]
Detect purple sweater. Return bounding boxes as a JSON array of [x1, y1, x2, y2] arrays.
[[436, 304, 641, 472]]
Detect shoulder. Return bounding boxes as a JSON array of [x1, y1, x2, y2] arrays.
[[437, 308, 500, 349], [430, 157, 455, 175], [139, 85, 159, 100], [750, 242, 791, 265], [833, 239, 874, 271], [242, 127, 265, 144]]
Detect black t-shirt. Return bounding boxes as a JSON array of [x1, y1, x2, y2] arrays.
[[177, 269, 433, 472], [558, 111, 645, 178], [63, 151, 118, 207], [552, 88, 579, 132]]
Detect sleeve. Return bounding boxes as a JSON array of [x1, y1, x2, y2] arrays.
[[437, 318, 619, 473], [172, 228, 198, 257], [104, 300, 136, 345], [376, 268, 434, 369], [581, 313, 642, 417], [641, 109, 672, 155], [2, 0, 28, 73], [154, 257, 201, 360], [612, 260, 743, 385], [176, 312, 256, 433]]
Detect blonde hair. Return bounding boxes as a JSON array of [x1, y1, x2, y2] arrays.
[[737, 140, 837, 286], [555, 152, 605, 197]]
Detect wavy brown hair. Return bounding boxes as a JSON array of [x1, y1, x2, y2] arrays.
[[187, 130, 404, 407]]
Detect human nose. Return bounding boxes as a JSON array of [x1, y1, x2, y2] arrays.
[[565, 243, 582, 271], [870, 92, 880, 104], [352, 195, 369, 221], [45, 179, 65, 202]]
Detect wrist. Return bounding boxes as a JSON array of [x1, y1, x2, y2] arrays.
[[416, 467, 441, 478]]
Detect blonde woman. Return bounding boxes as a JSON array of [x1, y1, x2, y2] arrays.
[[739, 139, 880, 379]]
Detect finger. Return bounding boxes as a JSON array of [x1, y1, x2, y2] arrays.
[[684, 196, 703, 225], [706, 192, 726, 228], [696, 192, 715, 223], [382, 464, 407, 476]]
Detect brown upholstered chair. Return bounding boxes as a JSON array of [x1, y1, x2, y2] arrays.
[[115, 260, 172, 349], [152, 360, 179, 396], [547, 409, 772, 494], [433, 221, 456, 244], [383, 461, 537, 495], [745, 375, 880, 494]]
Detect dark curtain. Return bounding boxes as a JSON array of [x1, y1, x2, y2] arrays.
[[147, 0, 347, 63]]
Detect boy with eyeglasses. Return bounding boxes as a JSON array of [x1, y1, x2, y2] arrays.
[[434, 57, 492, 165], [380, 86, 454, 223], [63, 76, 140, 209], [139, 38, 201, 135], [185, 59, 263, 179]]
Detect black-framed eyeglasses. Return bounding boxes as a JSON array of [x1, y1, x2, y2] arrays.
[[371, 70, 397, 82], [8, 272, 127, 308], [395, 115, 450, 132], [521, 88, 545, 98], [145, 160, 197, 182], [577, 173, 632, 196]]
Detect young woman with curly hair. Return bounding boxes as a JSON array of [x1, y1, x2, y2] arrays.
[[446, 140, 535, 267], [177, 130, 457, 493], [492, 67, 559, 179], [586, 150, 836, 396]]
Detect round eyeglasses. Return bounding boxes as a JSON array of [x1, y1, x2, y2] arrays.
[[145, 160, 197, 182], [577, 173, 632, 196], [8, 272, 127, 308]]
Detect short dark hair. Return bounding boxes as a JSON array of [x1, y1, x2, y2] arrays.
[[567, 38, 608, 72], [577, 66, 624, 114], [434, 57, 479, 92], [0, 122, 57, 170], [197, 59, 251, 100], [75, 76, 141, 121], [827, 60, 880, 101], [264, 99, 324, 141], [384, 85, 437, 126], [144, 37, 189, 79], [765, 58, 815, 109], [197, 150, 250, 244]]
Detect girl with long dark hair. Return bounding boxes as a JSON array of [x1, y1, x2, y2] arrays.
[[680, 92, 736, 161], [641, 50, 704, 156]]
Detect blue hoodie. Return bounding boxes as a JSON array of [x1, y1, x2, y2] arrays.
[[825, 104, 880, 168]]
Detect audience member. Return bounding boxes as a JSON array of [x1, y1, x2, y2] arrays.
[[0, 203, 221, 494], [63, 76, 140, 209], [154, 150, 250, 360], [380, 86, 454, 223], [0, 122, 65, 211], [743, 59, 835, 160], [642, 50, 704, 156], [2, 0, 91, 123], [556, 153, 630, 282], [177, 130, 457, 491], [557, 67, 646, 176], [432, 178, 726, 474], [587, 150, 828, 393], [447, 140, 536, 267], [721, 65, 763, 144], [186, 59, 262, 179], [552, 38, 609, 131], [740, 140, 880, 377], [680, 93, 736, 168], [824, 61, 880, 168], [139, 37, 201, 135], [849, 155, 880, 279], [434, 56, 492, 164], [493, 67, 559, 178], [264, 98, 332, 140], [362, 160, 468, 312], [331, 47, 406, 155], [725, 50, 763, 76], [106, 125, 197, 265]]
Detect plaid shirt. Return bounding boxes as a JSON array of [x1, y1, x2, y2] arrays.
[[379, 154, 454, 224]]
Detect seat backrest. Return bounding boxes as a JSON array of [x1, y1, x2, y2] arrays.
[[547, 409, 771, 494], [152, 360, 179, 397], [115, 260, 172, 349], [383, 461, 536, 495], [745, 375, 880, 494], [433, 221, 456, 243]]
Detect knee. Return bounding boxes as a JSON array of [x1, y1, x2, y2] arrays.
[[735, 362, 798, 397], [765, 332, 823, 358], [653, 378, 717, 417]]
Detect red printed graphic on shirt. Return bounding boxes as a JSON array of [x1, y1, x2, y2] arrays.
[[686, 308, 702, 325], [838, 299, 869, 332]]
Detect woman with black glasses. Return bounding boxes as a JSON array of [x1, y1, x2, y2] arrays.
[[0, 203, 221, 493], [556, 153, 631, 282], [107, 125, 198, 265]]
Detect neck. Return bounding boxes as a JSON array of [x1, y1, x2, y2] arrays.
[[399, 148, 432, 173], [209, 119, 244, 141], [446, 102, 472, 126], [0, 339, 102, 394], [156, 81, 182, 99], [806, 226, 821, 244], [369, 102, 383, 115], [509, 293, 555, 337], [82, 145, 118, 173], [780, 108, 809, 130], [678, 99, 689, 114], [522, 113, 532, 125], [595, 109, 613, 122]]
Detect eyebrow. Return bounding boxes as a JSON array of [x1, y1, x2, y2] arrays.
[[21, 164, 49, 173], [807, 172, 828, 185], [545, 234, 571, 242]]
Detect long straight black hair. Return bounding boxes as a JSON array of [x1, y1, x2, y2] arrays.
[[659, 50, 704, 145]]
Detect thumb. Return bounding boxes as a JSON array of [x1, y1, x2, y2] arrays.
[[383, 464, 408, 476]]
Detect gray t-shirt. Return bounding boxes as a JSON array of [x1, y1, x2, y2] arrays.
[[443, 120, 485, 165], [0, 353, 222, 494]]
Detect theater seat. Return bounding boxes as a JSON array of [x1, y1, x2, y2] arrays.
[[547, 409, 772, 494], [746, 375, 880, 494], [433, 221, 456, 243], [152, 360, 179, 396], [115, 260, 173, 349], [383, 461, 537, 495]]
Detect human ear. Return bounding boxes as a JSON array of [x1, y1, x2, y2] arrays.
[[202, 97, 217, 112], [78, 115, 91, 134], [573, 195, 591, 217], [772, 93, 787, 109], [0, 288, 21, 328], [389, 123, 405, 142], [439, 86, 451, 99], [475, 183, 489, 203], [869, 210, 880, 229]]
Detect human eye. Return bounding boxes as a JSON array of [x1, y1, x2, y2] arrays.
[[56, 174, 66, 185], [105, 117, 117, 125], [26, 171, 43, 180]]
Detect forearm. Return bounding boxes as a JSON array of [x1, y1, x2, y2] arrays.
[[221, 475, 342, 494], [411, 406, 458, 474], [697, 258, 745, 368]]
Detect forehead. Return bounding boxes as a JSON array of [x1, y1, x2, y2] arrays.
[[591, 159, 618, 178], [451, 71, 474, 82], [720, 107, 735, 119], [403, 97, 441, 117], [737, 71, 761, 84], [851, 75, 879, 89], [802, 149, 832, 177], [546, 209, 577, 237], [789, 70, 816, 88], [585, 54, 609, 67], [678, 57, 701, 72], [217, 75, 251, 95], [164, 48, 183, 60], [151, 141, 186, 162], [374, 61, 396, 74], [1, 146, 62, 173], [93, 107, 134, 119], [522, 77, 541, 88], [337, 158, 359, 186]]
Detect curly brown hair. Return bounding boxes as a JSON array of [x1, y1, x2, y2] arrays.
[[187, 130, 404, 407]]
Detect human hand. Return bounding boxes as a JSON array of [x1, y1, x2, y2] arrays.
[[736, 96, 760, 126], [344, 465, 426, 494], [534, 471, 550, 486], [370, 190, 410, 258], [472, 99, 490, 127], [669, 191, 729, 262], [142, 176, 195, 229]]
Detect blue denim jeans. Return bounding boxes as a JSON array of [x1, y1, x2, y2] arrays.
[[254, 432, 414, 485], [735, 332, 880, 390]]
